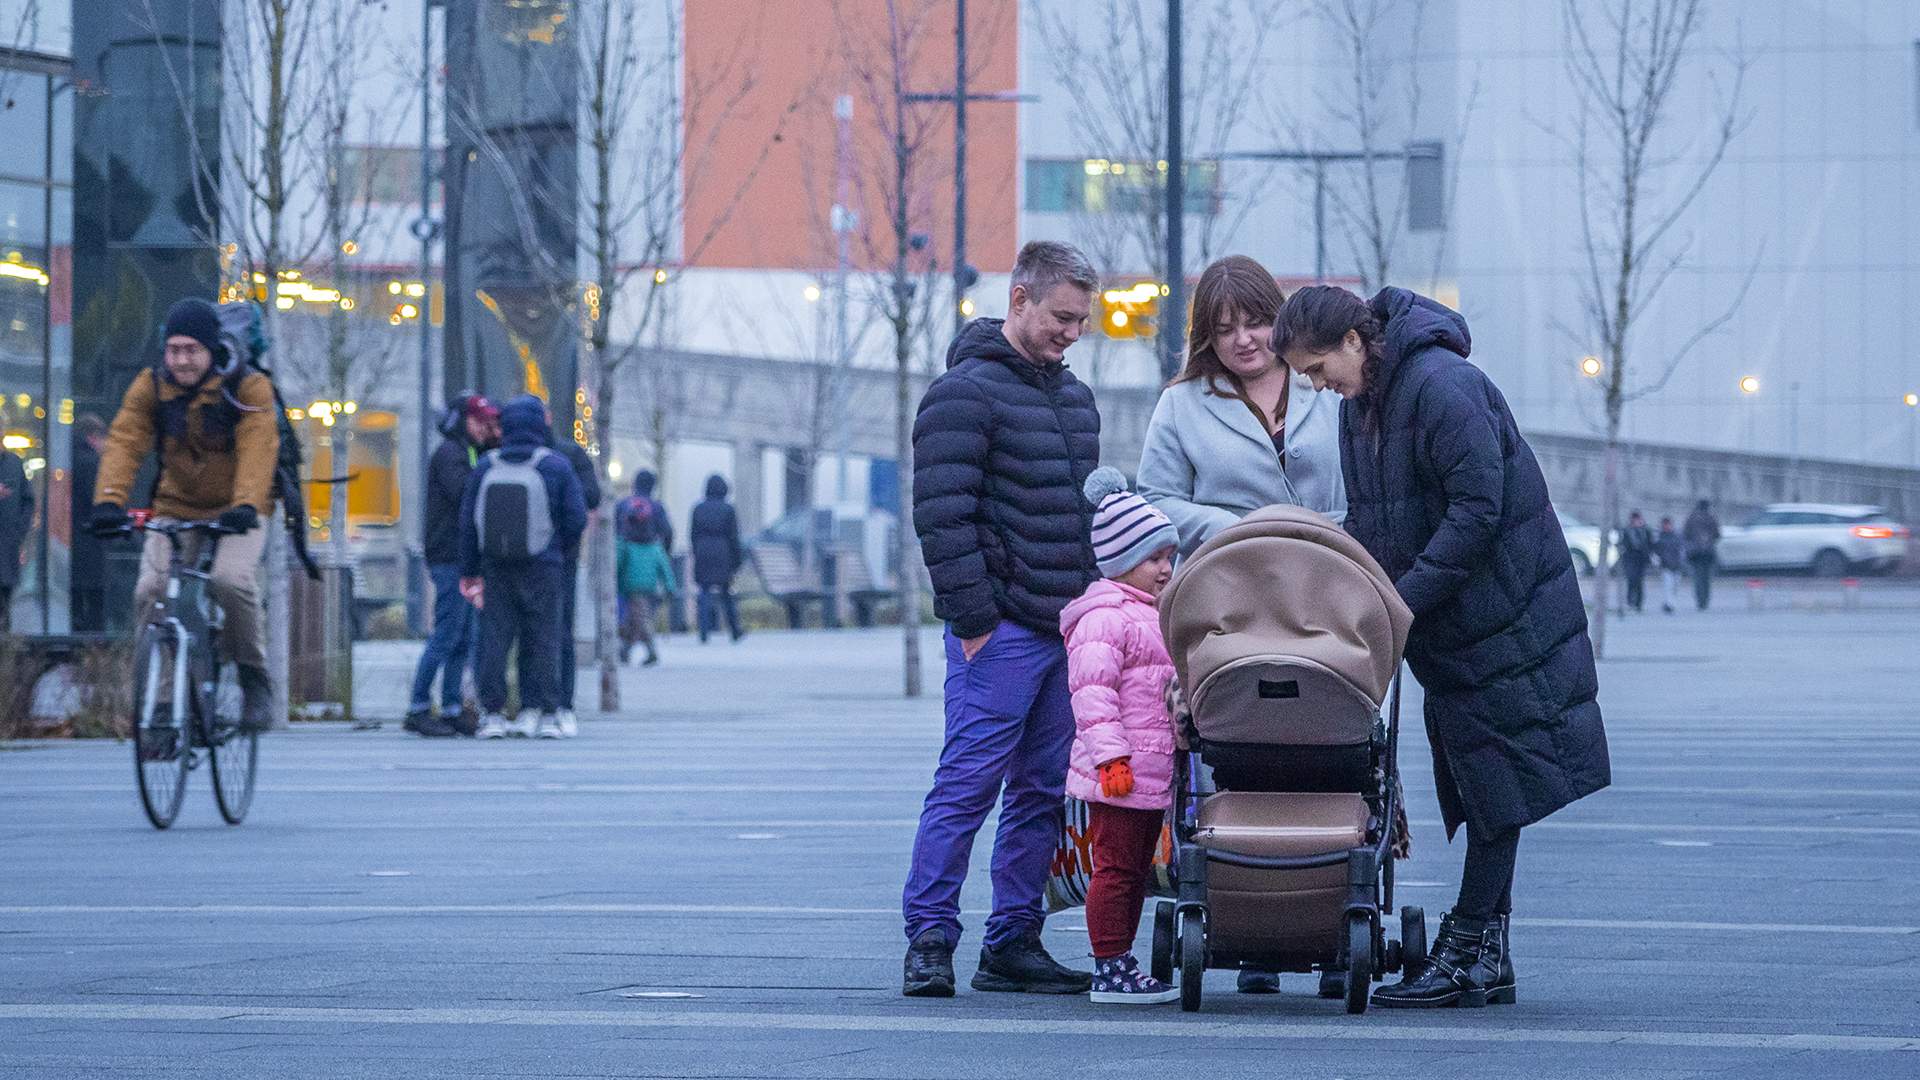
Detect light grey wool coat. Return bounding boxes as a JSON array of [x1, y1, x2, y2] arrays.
[[1135, 372, 1348, 558]]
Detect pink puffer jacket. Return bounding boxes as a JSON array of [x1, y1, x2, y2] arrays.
[[1061, 579, 1177, 810]]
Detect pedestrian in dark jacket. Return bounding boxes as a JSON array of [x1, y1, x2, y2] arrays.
[[405, 393, 498, 736], [459, 394, 587, 740], [1682, 500, 1721, 610], [550, 418, 602, 729], [901, 240, 1102, 1000], [1278, 285, 1610, 1010], [0, 440, 33, 634], [1655, 516, 1686, 614], [689, 474, 745, 643], [1618, 511, 1654, 613]]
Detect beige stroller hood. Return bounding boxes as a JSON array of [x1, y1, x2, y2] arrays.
[[1160, 505, 1412, 717]]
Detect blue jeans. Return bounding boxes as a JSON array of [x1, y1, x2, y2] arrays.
[[902, 621, 1074, 951], [409, 562, 475, 712]]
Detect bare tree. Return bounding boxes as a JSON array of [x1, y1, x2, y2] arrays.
[[1560, 0, 1752, 657], [834, 0, 961, 698], [138, 0, 321, 728], [1034, 0, 1277, 379]]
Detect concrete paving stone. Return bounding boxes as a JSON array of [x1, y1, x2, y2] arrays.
[[5, 607, 1920, 1076]]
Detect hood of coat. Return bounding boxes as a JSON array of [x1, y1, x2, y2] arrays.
[[703, 473, 729, 501], [1368, 287, 1471, 387], [1059, 578, 1156, 639], [498, 395, 550, 449], [944, 317, 1056, 380]]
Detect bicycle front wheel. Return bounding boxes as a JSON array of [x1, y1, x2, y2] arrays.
[[205, 660, 257, 825], [132, 623, 189, 830]]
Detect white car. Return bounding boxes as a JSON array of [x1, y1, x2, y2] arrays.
[[1556, 512, 1616, 576], [1716, 503, 1911, 577]]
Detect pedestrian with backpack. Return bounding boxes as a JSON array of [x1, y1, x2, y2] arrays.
[[458, 395, 587, 740], [615, 470, 676, 666]]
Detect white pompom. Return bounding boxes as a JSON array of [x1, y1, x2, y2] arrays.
[[1083, 466, 1129, 505]]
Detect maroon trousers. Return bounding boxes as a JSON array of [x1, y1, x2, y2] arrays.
[[1085, 802, 1165, 960]]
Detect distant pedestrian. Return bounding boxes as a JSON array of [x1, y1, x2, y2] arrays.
[[1618, 511, 1654, 614], [460, 395, 586, 741], [1064, 468, 1180, 1006], [550, 411, 602, 737], [69, 414, 109, 632], [902, 240, 1102, 999], [616, 470, 676, 666], [1683, 499, 1721, 611], [1278, 284, 1609, 1010], [689, 474, 745, 643], [1655, 516, 1686, 614], [407, 392, 498, 737], [0, 435, 31, 635]]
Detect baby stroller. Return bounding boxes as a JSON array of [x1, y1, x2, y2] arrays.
[[1151, 505, 1420, 1013]]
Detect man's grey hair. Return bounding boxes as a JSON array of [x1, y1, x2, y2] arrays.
[[1010, 240, 1098, 301]]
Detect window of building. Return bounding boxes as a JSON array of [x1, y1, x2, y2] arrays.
[[1024, 157, 1220, 215]]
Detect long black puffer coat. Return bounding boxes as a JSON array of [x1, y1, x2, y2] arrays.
[[690, 475, 744, 588], [912, 318, 1101, 639], [1339, 288, 1610, 839]]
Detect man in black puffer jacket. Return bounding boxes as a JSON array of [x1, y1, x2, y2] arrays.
[[902, 240, 1102, 999]]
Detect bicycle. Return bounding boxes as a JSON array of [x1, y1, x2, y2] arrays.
[[114, 515, 260, 829]]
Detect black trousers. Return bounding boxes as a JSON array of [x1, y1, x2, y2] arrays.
[[557, 557, 580, 709], [1688, 553, 1715, 610], [1623, 565, 1648, 611], [697, 584, 741, 641], [1454, 825, 1520, 922], [476, 561, 564, 714]]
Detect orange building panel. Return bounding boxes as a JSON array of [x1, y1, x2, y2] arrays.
[[684, 0, 1019, 275]]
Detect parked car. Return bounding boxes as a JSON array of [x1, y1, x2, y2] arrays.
[[1716, 503, 1911, 577], [1557, 511, 1616, 576]]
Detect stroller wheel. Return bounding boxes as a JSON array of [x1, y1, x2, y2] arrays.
[[1179, 914, 1206, 1012], [1151, 901, 1176, 985], [1399, 906, 1428, 975], [1345, 912, 1372, 1015]]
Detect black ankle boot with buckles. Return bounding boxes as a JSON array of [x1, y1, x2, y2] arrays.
[[1371, 911, 1514, 1008]]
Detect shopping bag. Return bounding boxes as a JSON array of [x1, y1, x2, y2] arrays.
[[1043, 796, 1176, 912]]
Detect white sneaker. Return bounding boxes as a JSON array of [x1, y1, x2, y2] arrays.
[[556, 709, 579, 738], [476, 713, 508, 740], [505, 710, 538, 738], [535, 712, 564, 740]]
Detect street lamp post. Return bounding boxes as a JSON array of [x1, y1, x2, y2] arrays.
[[1905, 392, 1919, 467], [1738, 374, 1761, 475]]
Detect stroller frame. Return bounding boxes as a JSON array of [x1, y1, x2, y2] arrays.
[[1149, 671, 1426, 1014]]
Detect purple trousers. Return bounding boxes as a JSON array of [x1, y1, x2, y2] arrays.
[[902, 621, 1074, 950]]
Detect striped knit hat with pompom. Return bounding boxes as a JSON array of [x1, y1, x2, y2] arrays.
[[1083, 466, 1180, 578]]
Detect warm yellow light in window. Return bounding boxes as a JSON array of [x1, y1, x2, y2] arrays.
[[1083, 159, 1107, 176], [276, 297, 295, 310], [1110, 310, 1129, 329], [12, 393, 27, 408], [340, 297, 355, 311], [1109, 161, 1126, 175], [32, 406, 43, 419], [343, 401, 357, 415], [398, 303, 419, 319], [388, 281, 403, 295], [341, 240, 359, 255], [652, 268, 668, 285], [405, 282, 426, 298], [959, 298, 976, 317], [1, 434, 30, 450], [287, 408, 305, 421]]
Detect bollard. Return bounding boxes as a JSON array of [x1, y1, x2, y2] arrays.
[[1746, 578, 1765, 611]]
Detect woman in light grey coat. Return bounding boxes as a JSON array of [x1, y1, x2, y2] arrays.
[[1138, 255, 1346, 561], [1135, 254, 1348, 998]]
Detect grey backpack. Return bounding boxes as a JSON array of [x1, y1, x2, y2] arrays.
[[475, 447, 555, 561]]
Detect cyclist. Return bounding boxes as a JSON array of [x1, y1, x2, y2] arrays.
[[90, 298, 280, 731]]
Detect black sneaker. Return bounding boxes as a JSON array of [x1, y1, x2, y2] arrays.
[[238, 665, 274, 732], [409, 713, 458, 738], [447, 705, 479, 738], [902, 929, 955, 998], [971, 930, 1091, 994], [402, 707, 434, 734]]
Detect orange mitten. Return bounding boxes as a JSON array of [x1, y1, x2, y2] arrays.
[[1097, 757, 1134, 799]]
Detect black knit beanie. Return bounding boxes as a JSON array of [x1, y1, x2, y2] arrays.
[[163, 298, 223, 355]]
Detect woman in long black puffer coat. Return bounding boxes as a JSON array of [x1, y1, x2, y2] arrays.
[[1277, 285, 1610, 1010], [690, 474, 746, 643]]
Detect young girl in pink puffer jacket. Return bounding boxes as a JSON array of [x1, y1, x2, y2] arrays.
[[1063, 467, 1181, 1005]]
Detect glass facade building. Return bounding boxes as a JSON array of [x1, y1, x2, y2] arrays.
[[0, 47, 72, 633]]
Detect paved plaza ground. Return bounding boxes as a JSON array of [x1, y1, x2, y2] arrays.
[[3, 586, 1918, 1078]]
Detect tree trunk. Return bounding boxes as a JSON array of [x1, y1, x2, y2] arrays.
[[895, 322, 919, 698], [1590, 413, 1622, 660], [593, 359, 620, 713]]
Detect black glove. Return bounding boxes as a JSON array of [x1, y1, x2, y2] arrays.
[[218, 504, 260, 534], [88, 502, 129, 537]]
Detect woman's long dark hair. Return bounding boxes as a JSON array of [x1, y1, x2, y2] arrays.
[[1171, 255, 1288, 430], [1276, 285, 1388, 424]]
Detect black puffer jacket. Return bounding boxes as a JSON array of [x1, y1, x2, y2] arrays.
[[690, 474, 744, 588], [1339, 288, 1609, 838], [912, 318, 1101, 639]]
